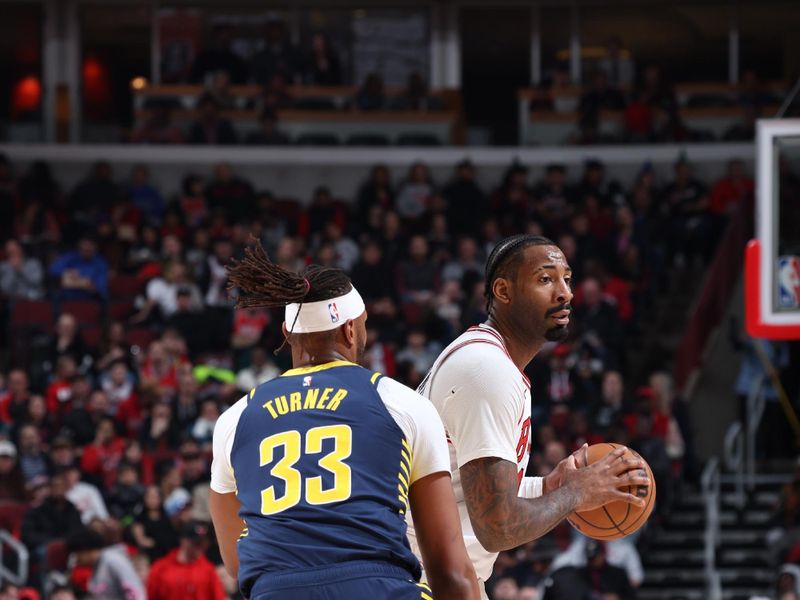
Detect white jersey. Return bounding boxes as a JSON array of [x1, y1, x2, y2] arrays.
[[211, 365, 451, 496], [407, 324, 533, 582]]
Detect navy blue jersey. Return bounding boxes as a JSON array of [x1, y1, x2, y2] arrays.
[[229, 361, 420, 592]]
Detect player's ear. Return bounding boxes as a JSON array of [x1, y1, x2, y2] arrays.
[[341, 320, 356, 346], [281, 322, 289, 338], [492, 277, 512, 306]]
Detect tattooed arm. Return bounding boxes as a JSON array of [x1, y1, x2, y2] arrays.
[[459, 449, 648, 553]]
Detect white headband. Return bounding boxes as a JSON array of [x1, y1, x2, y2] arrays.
[[284, 286, 366, 334]]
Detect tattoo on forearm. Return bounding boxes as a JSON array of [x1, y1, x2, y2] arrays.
[[460, 457, 579, 552]]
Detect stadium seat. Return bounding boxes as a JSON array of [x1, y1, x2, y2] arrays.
[[80, 324, 104, 350], [108, 274, 143, 299], [10, 300, 54, 333], [295, 133, 341, 146], [59, 300, 102, 323], [44, 539, 68, 571], [108, 300, 135, 322], [401, 302, 425, 325], [0, 501, 27, 538], [346, 133, 391, 146], [395, 132, 441, 146], [125, 328, 157, 350]]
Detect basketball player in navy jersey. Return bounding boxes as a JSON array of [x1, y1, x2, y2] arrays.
[[406, 234, 650, 598], [209, 242, 479, 600]]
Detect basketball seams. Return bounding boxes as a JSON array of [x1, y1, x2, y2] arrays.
[[570, 442, 653, 540]]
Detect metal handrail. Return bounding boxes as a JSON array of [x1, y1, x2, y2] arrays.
[[723, 421, 745, 508], [746, 375, 766, 491], [0, 529, 29, 586], [701, 458, 722, 600]]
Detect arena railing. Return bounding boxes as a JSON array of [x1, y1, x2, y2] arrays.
[[0, 529, 29, 587], [701, 457, 722, 600], [0, 142, 754, 204]]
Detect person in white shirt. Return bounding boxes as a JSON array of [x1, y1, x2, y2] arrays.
[[64, 463, 110, 525], [407, 234, 649, 598], [209, 241, 479, 600]]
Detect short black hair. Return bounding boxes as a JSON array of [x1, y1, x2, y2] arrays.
[[484, 234, 556, 313]]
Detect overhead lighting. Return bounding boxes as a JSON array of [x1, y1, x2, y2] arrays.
[[131, 76, 148, 90]]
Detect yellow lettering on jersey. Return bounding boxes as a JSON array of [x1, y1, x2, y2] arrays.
[[303, 388, 319, 409], [326, 389, 347, 411], [289, 392, 302, 412], [263, 400, 278, 419], [316, 387, 333, 409], [275, 395, 289, 415], [264, 387, 348, 418]]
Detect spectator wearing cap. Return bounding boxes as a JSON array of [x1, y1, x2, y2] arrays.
[[0, 369, 32, 425], [67, 526, 145, 600], [146, 521, 225, 600], [48, 234, 109, 301], [188, 93, 237, 146], [0, 239, 44, 299], [22, 470, 83, 557], [50, 434, 77, 470], [0, 439, 26, 502]]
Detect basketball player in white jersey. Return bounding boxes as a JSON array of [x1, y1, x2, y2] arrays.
[[406, 234, 649, 597]]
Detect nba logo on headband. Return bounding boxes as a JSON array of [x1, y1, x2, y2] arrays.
[[328, 302, 340, 323]]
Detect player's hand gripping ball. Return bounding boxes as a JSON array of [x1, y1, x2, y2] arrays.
[[567, 442, 656, 540]]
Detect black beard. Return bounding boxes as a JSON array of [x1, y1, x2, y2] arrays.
[[544, 325, 570, 342]]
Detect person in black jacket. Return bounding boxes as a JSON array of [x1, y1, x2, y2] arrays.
[[21, 469, 83, 557], [543, 540, 636, 599]]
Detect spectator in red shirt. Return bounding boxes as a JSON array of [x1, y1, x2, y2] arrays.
[[146, 521, 225, 600], [80, 417, 125, 489], [45, 355, 78, 416], [0, 369, 31, 425], [710, 158, 754, 217]]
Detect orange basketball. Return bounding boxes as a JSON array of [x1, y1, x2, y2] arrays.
[[566, 442, 656, 540]]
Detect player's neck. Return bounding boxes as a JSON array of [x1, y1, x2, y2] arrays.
[[484, 315, 544, 371], [291, 347, 354, 368]]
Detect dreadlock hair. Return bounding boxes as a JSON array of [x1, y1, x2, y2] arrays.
[[227, 240, 353, 350], [484, 234, 555, 314]]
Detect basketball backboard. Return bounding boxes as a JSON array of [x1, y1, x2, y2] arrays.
[[745, 119, 800, 340]]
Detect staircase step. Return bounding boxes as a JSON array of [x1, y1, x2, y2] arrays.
[[643, 568, 706, 587], [722, 590, 773, 600], [719, 567, 775, 586], [638, 588, 705, 600], [720, 530, 767, 549], [652, 530, 705, 549], [643, 549, 705, 568], [718, 548, 772, 568]]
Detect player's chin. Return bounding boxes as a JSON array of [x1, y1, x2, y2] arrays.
[[544, 325, 570, 342]]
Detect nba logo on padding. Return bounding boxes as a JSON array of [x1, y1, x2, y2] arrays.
[[328, 302, 340, 323], [777, 256, 800, 308]]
